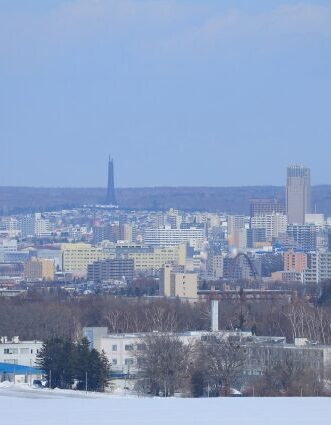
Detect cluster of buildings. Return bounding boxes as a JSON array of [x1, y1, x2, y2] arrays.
[[1, 301, 330, 388], [1, 158, 331, 396], [0, 164, 331, 297], [83, 299, 331, 384]]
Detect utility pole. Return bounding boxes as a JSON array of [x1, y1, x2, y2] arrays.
[[85, 371, 88, 393], [49, 370, 52, 390]]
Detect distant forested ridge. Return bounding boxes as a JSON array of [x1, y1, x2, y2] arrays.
[[1, 185, 331, 215]]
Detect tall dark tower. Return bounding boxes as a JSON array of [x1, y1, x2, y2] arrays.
[[106, 156, 116, 205]]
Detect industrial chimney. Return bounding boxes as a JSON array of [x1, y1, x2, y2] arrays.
[[211, 299, 219, 332]]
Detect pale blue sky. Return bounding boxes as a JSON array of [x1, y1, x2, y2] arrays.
[[1, 0, 330, 187]]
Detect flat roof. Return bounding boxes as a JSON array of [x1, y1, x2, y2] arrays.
[[0, 362, 41, 374]]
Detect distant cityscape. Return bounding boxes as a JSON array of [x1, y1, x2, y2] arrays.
[[1, 159, 331, 397], [1, 160, 329, 289], [2, 0, 331, 418]]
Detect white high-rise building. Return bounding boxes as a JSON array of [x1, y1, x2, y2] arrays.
[[250, 213, 287, 241], [303, 252, 331, 283], [1, 217, 19, 237], [19, 213, 51, 238], [34, 213, 52, 237]]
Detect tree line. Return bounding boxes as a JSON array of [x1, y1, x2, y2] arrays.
[[1, 284, 331, 343], [135, 333, 327, 397]]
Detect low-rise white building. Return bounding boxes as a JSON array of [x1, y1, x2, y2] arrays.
[[0, 336, 43, 366], [83, 327, 251, 375], [84, 326, 331, 383]]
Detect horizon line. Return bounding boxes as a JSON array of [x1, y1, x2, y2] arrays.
[[0, 184, 331, 190]]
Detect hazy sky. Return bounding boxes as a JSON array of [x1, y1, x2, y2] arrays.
[[1, 0, 330, 187]]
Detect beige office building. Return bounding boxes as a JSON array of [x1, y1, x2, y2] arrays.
[[24, 258, 55, 281], [160, 264, 198, 299], [128, 244, 186, 271], [61, 243, 113, 275]]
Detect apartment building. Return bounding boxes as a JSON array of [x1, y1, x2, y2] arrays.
[[143, 227, 204, 250], [208, 254, 224, 280], [61, 243, 114, 275], [249, 199, 285, 217], [283, 250, 308, 273], [246, 228, 267, 249], [1, 217, 19, 237], [19, 213, 52, 238], [227, 215, 247, 250], [24, 257, 55, 281], [271, 270, 303, 283], [87, 258, 134, 283], [303, 252, 331, 284], [128, 245, 186, 271], [160, 264, 198, 299], [0, 336, 43, 366], [287, 224, 317, 252], [250, 213, 287, 241]]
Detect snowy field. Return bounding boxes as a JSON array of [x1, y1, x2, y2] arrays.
[[0, 383, 330, 425]]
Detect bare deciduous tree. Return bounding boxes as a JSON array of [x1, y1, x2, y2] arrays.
[[199, 334, 245, 396], [254, 351, 324, 396], [135, 334, 191, 397]]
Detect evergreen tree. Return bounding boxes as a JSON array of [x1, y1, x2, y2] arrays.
[[75, 338, 91, 390], [37, 338, 111, 392], [99, 350, 112, 391], [37, 338, 76, 389]]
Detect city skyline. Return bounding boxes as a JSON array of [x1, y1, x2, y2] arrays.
[[1, 0, 331, 187], [2, 0, 331, 412], [0, 158, 320, 189]]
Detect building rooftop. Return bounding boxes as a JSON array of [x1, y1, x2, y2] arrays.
[[0, 362, 41, 375]]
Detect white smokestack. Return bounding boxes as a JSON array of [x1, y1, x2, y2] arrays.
[[211, 299, 219, 332]]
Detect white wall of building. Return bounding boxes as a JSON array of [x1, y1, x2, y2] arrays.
[[0, 337, 43, 366]]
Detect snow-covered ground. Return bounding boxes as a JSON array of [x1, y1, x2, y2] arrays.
[[0, 382, 330, 425]]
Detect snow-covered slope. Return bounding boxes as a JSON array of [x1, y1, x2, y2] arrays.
[[0, 383, 329, 425]]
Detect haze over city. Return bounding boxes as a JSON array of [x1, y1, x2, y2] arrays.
[[2, 2, 331, 423], [1, 0, 331, 187]]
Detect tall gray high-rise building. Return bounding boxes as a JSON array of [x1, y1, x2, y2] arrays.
[[286, 165, 311, 225], [106, 156, 116, 205]]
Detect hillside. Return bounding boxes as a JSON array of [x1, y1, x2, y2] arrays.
[[1, 185, 331, 215]]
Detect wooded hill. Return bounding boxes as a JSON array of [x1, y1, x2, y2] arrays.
[[1, 185, 331, 215]]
